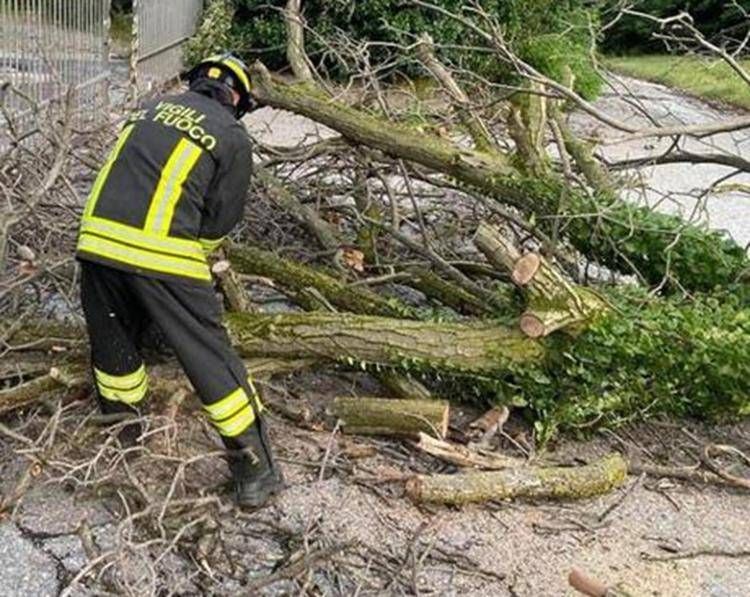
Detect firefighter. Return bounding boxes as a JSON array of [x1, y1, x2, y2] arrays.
[[76, 53, 283, 508]]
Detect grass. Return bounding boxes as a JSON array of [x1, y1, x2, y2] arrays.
[[606, 54, 750, 110], [110, 10, 133, 47]]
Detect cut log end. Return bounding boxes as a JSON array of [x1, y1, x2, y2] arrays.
[[519, 312, 546, 338], [511, 253, 541, 286]]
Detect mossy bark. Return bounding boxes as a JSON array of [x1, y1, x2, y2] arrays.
[[255, 168, 343, 252], [226, 311, 544, 374], [405, 266, 494, 315], [406, 453, 628, 504], [227, 245, 412, 318], [0, 364, 86, 414], [331, 397, 449, 438]]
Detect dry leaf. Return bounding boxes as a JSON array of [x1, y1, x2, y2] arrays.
[[342, 248, 365, 272]]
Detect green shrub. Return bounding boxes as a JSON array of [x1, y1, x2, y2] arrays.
[[512, 288, 750, 442], [184, 0, 236, 68], [229, 0, 602, 98]]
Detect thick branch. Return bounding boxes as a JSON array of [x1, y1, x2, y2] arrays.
[[331, 397, 449, 438], [406, 453, 628, 504], [474, 222, 608, 337], [415, 33, 495, 151], [284, 0, 314, 81], [249, 62, 748, 292], [227, 245, 412, 318]]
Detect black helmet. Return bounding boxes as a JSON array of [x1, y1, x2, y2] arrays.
[[182, 52, 256, 118]]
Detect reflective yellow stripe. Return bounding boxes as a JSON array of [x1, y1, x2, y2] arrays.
[[83, 124, 135, 218], [216, 405, 256, 437], [220, 57, 251, 93], [95, 364, 146, 389], [98, 382, 148, 404], [247, 376, 264, 412], [95, 365, 148, 404], [144, 138, 203, 236], [77, 233, 212, 280], [81, 216, 206, 261], [205, 54, 251, 92], [199, 237, 224, 255], [204, 387, 249, 420]]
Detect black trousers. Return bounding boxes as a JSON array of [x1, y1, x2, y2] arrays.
[[79, 260, 262, 439]]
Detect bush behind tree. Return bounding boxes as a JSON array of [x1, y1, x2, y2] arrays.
[[228, 0, 602, 99]]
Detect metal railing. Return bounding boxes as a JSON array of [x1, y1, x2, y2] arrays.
[[0, 0, 111, 145], [130, 0, 203, 98]]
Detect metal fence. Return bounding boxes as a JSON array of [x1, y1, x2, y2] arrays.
[[0, 0, 111, 145], [130, 0, 203, 97]]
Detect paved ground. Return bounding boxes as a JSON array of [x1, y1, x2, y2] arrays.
[[573, 75, 750, 246]]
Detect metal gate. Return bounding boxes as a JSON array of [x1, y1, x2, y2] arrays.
[[130, 0, 203, 97], [0, 0, 110, 145]]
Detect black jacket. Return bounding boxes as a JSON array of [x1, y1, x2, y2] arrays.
[[76, 87, 252, 283]]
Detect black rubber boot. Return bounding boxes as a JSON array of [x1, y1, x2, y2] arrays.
[[223, 416, 283, 508], [96, 394, 143, 448]]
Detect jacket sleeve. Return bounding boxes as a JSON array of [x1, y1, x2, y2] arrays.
[[198, 132, 253, 255]]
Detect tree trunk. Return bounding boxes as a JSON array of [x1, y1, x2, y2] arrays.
[[330, 397, 449, 438], [226, 311, 544, 374], [406, 453, 628, 504]]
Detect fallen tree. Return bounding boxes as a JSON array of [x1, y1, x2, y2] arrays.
[[247, 62, 748, 293]]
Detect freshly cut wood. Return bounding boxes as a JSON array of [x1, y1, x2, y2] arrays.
[[331, 397, 449, 438], [511, 253, 542, 286], [474, 222, 607, 337], [212, 260, 254, 313], [414, 432, 524, 469], [406, 453, 627, 505], [469, 405, 510, 444]]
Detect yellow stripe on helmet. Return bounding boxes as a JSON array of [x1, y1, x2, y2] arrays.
[[203, 54, 251, 95]]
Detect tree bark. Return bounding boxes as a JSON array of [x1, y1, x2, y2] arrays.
[[331, 397, 449, 438], [0, 365, 86, 415], [227, 311, 544, 374], [406, 453, 628, 504], [227, 244, 412, 318], [415, 33, 495, 152], [405, 266, 494, 315], [255, 168, 343, 252], [378, 370, 432, 401]]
